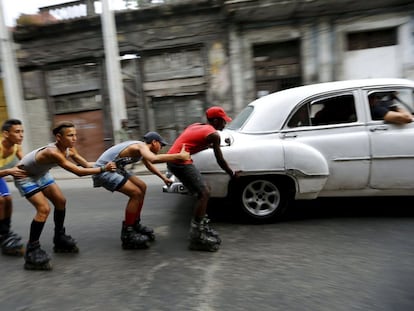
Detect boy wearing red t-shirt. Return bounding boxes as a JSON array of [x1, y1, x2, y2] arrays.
[[167, 106, 239, 251]]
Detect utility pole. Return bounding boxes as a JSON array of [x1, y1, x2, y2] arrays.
[[100, 0, 127, 134], [0, 0, 30, 152]]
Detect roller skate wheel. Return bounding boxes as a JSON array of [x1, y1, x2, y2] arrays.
[[24, 262, 53, 271], [53, 245, 79, 253], [147, 233, 156, 242], [121, 241, 150, 250], [188, 242, 220, 252], [2, 246, 25, 256]]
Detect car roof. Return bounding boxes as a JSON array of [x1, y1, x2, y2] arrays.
[[251, 78, 414, 107], [241, 78, 414, 132]]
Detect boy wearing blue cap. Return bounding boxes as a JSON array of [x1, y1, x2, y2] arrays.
[[92, 131, 190, 249]]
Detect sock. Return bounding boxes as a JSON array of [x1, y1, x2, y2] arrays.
[[132, 202, 144, 225], [136, 202, 143, 219], [54, 209, 66, 232], [29, 220, 45, 243], [4, 216, 11, 231], [0, 219, 8, 235], [125, 211, 138, 226]]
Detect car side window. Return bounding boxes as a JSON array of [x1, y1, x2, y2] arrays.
[[368, 88, 414, 121], [311, 94, 356, 126]]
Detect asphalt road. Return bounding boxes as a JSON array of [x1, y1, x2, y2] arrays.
[[1, 176, 414, 311]]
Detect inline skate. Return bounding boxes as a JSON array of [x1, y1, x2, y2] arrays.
[[121, 222, 150, 249], [1, 231, 24, 256], [134, 221, 155, 241], [200, 216, 221, 244], [53, 227, 79, 253], [188, 218, 221, 252], [24, 241, 52, 270]]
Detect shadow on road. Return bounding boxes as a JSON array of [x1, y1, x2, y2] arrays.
[[286, 196, 414, 220], [207, 196, 414, 224]]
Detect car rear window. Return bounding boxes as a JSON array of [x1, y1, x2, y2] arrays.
[[227, 106, 253, 130]]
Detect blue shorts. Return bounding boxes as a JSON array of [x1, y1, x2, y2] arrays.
[[0, 178, 10, 197], [166, 162, 207, 197], [92, 170, 132, 192], [14, 172, 55, 198]]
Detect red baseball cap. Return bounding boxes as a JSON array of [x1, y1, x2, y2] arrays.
[[205, 106, 232, 122]]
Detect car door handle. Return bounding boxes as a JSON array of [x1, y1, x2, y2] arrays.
[[370, 125, 389, 132], [281, 133, 298, 138]]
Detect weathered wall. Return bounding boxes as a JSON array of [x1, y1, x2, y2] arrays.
[[10, 0, 414, 151]]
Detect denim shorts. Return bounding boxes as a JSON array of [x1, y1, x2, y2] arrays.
[[166, 162, 207, 197], [0, 178, 10, 197], [92, 170, 131, 192], [14, 172, 55, 198]]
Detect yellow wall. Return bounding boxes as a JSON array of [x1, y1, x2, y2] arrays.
[[0, 80, 9, 122]]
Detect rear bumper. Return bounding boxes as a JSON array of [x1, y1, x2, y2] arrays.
[[162, 182, 189, 194], [162, 173, 189, 194]]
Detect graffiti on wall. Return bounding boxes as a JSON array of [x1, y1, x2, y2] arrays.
[[208, 42, 230, 102]]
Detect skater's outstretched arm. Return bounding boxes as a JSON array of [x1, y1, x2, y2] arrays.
[[142, 158, 172, 185], [58, 156, 116, 176], [140, 144, 190, 164], [0, 166, 27, 178], [68, 147, 94, 168], [16, 144, 24, 160], [207, 132, 237, 178], [37, 147, 116, 176]]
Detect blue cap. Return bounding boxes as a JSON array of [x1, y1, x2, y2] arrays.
[[143, 131, 168, 146]]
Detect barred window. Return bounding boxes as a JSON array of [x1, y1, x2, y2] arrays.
[[347, 28, 397, 51]]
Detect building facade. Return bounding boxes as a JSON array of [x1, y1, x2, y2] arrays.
[[10, 0, 414, 156]]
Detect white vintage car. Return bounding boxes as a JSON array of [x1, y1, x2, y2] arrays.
[[164, 78, 414, 223]]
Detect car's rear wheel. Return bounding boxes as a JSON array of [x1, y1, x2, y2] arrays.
[[234, 177, 292, 223]]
